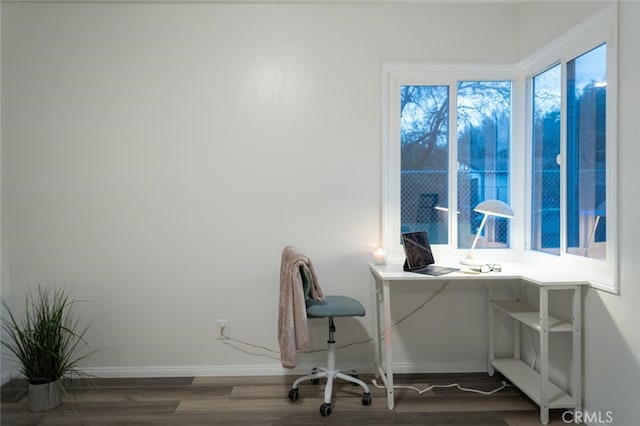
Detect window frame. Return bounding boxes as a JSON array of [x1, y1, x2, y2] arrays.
[[382, 64, 519, 261], [521, 4, 618, 293]]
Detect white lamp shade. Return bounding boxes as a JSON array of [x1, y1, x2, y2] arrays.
[[460, 199, 514, 266], [473, 200, 514, 219]]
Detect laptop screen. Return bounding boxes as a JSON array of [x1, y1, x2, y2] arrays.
[[401, 231, 435, 270]]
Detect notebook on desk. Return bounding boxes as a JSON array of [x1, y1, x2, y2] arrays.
[[401, 231, 459, 276]]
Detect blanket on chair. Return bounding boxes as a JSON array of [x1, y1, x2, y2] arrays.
[[278, 246, 324, 369]]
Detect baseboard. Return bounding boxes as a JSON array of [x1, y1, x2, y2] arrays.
[[81, 361, 485, 379], [389, 361, 488, 374], [82, 363, 372, 378]]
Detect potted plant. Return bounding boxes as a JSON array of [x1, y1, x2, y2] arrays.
[[1, 284, 94, 411]]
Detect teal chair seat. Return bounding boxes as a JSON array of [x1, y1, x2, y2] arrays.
[[306, 295, 365, 318]]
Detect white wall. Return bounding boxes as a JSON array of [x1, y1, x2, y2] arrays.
[[583, 2, 640, 424], [518, 0, 610, 56], [3, 1, 638, 423], [0, 0, 10, 385], [1, 1, 520, 377]]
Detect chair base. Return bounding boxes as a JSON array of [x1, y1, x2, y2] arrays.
[[287, 318, 372, 416]]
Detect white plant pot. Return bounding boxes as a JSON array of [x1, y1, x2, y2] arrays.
[[28, 381, 61, 412]]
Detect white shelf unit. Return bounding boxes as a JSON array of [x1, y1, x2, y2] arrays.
[[488, 285, 583, 425]]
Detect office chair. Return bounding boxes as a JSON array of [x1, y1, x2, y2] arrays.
[[285, 263, 372, 416]]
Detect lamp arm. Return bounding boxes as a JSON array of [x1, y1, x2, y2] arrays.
[[466, 213, 489, 259]]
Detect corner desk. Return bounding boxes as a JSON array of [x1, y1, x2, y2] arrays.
[[369, 261, 589, 425]]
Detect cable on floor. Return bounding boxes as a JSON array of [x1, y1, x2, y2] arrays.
[[370, 378, 513, 395]]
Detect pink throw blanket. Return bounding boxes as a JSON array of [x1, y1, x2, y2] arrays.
[[278, 246, 324, 369]]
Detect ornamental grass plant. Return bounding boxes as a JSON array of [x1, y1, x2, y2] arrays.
[[1, 284, 93, 386]]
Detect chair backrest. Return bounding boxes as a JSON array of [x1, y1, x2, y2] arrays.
[[299, 265, 312, 300]]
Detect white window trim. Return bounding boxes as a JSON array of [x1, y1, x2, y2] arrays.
[[381, 3, 618, 293], [382, 64, 518, 262], [520, 3, 618, 293]]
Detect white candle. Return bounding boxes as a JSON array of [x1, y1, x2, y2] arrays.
[[373, 248, 386, 265]]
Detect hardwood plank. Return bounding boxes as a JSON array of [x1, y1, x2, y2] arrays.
[[229, 383, 385, 399], [62, 384, 229, 402], [503, 409, 569, 425], [67, 376, 195, 389], [1, 373, 567, 425], [2, 400, 180, 425], [192, 375, 295, 386], [394, 395, 537, 413]]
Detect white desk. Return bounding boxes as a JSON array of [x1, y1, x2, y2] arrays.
[[369, 261, 589, 425]]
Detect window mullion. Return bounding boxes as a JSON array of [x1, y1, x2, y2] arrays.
[[384, 74, 402, 257], [559, 61, 568, 256], [449, 82, 458, 250]]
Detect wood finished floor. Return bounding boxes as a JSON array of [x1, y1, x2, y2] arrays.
[[1, 373, 570, 425]]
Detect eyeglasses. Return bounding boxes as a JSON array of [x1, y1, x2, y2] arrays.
[[479, 264, 502, 273]]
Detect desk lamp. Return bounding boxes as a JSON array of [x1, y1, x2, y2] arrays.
[[585, 201, 606, 257], [461, 199, 514, 266]]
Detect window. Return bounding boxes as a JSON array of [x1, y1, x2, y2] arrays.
[[531, 65, 561, 255], [400, 85, 450, 244], [566, 44, 607, 260], [384, 66, 514, 259], [530, 47, 608, 260], [525, 4, 617, 292], [398, 81, 512, 249], [456, 81, 511, 249]]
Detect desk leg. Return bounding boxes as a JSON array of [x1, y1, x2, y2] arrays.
[[383, 280, 395, 409], [487, 283, 495, 376], [371, 275, 381, 375], [539, 287, 550, 425], [572, 286, 582, 414]]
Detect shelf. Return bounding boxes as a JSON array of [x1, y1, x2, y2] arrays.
[[490, 300, 572, 332], [491, 359, 576, 409]]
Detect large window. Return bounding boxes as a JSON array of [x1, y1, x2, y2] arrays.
[[525, 5, 616, 292], [399, 82, 512, 247], [385, 67, 514, 258], [531, 46, 608, 260]]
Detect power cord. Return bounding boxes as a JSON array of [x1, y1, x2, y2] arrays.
[[220, 281, 451, 355], [221, 280, 513, 398], [370, 378, 513, 395], [366, 280, 511, 397], [385, 281, 449, 335], [221, 338, 280, 361], [221, 336, 513, 397]]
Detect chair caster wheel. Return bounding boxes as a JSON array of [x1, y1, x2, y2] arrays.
[[288, 388, 299, 401], [319, 402, 332, 416], [362, 392, 372, 406]]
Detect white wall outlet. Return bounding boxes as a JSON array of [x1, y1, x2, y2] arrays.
[[217, 319, 229, 340]]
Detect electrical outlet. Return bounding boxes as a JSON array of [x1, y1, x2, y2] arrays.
[[217, 319, 229, 340]]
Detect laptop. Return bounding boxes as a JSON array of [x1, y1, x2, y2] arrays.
[[401, 231, 459, 276]]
